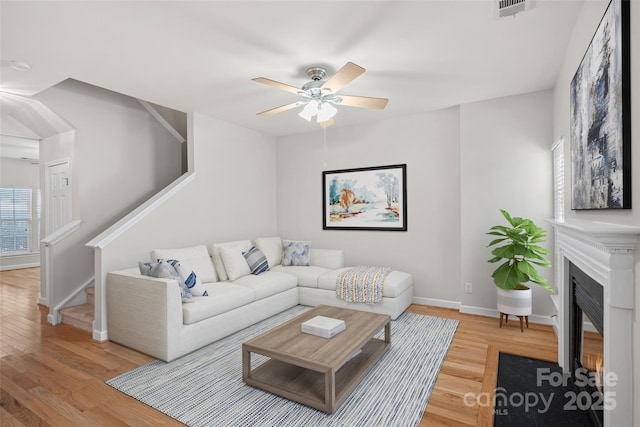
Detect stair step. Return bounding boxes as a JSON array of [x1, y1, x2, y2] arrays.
[[60, 303, 93, 333]]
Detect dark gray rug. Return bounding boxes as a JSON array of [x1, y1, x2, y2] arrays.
[[495, 353, 595, 426], [107, 305, 458, 427]]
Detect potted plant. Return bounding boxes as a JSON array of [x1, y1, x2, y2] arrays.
[[487, 209, 552, 331]]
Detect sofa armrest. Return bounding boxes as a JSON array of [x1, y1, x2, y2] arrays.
[[310, 249, 344, 270], [106, 268, 183, 361]]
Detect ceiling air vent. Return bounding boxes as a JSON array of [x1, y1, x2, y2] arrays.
[[495, 0, 535, 19]]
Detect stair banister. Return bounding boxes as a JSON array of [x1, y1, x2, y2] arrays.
[[40, 219, 82, 324], [86, 172, 195, 341], [50, 276, 95, 325]]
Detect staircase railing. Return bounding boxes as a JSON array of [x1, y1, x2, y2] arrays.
[[40, 219, 82, 324], [86, 171, 195, 341], [48, 276, 95, 325]]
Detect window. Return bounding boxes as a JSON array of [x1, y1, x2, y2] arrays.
[[551, 137, 565, 294], [552, 138, 565, 221], [0, 187, 38, 254]]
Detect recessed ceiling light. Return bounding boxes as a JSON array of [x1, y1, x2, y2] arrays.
[[10, 61, 31, 71]]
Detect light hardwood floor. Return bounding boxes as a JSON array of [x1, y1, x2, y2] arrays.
[[0, 267, 558, 426]]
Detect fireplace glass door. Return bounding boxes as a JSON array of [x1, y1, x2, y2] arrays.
[[568, 262, 604, 427]]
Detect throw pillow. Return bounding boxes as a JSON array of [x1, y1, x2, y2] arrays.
[[219, 246, 252, 281], [151, 245, 218, 283], [254, 236, 283, 267], [139, 260, 193, 302], [242, 246, 269, 275], [210, 240, 253, 281], [166, 259, 209, 297], [282, 240, 311, 266]]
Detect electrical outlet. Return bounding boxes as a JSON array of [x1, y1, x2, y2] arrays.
[[464, 282, 473, 294]]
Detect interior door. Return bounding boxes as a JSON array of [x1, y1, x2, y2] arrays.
[[46, 159, 71, 233]]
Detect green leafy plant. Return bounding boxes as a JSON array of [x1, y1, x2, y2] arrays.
[[487, 209, 552, 291]]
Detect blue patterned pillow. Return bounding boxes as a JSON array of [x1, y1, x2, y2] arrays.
[[139, 260, 193, 302], [282, 240, 311, 266], [242, 246, 269, 275], [166, 259, 209, 297]]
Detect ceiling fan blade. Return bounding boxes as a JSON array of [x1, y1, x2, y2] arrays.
[[337, 95, 388, 110], [257, 102, 301, 117], [319, 118, 335, 128], [321, 62, 365, 94], [252, 77, 302, 95]]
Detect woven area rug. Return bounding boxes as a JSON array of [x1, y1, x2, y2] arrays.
[[107, 305, 458, 427]]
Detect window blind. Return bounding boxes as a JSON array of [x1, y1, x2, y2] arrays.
[[0, 187, 33, 254], [552, 138, 565, 221]]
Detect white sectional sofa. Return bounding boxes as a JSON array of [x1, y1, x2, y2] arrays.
[[106, 237, 413, 362]]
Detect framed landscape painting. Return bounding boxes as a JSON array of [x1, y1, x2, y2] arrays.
[[570, 0, 631, 210], [322, 164, 407, 231]]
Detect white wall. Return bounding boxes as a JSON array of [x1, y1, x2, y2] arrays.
[[460, 90, 554, 317], [93, 112, 278, 337], [0, 157, 40, 269], [98, 112, 277, 268], [34, 79, 183, 308], [552, 1, 640, 424], [277, 90, 554, 314], [553, 1, 639, 225], [276, 108, 462, 304], [1, 157, 40, 188]]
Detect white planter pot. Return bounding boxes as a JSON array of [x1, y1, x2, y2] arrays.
[[497, 286, 532, 316]]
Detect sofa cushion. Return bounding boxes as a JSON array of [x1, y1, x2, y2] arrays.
[[309, 248, 345, 270], [210, 240, 253, 281], [219, 246, 252, 281], [232, 271, 297, 300], [271, 265, 331, 288], [182, 283, 255, 325], [242, 246, 269, 275], [139, 260, 193, 302], [254, 237, 283, 267], [318, 267, 413, 298], [151, 245, 217, 283], [282, 240, 311, 266]]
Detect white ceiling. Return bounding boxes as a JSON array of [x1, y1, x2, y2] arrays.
[[0, 0, 584, 137]]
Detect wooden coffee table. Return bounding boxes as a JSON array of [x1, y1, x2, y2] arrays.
[[242, 305, 391, 413]]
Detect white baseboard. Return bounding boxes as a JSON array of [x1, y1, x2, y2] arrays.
[[0, 262, 40, 271], [93, 329, 108, 342], [47, 312, 60, 325], [412, 296, 460, 310], [411, 297, 556, 326], [39, 297, 48, 306], [459, 304, 556, 326]]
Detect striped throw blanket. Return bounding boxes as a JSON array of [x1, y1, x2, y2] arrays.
[[336, 265, 391, 305]]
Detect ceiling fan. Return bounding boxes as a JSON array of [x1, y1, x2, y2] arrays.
[[252, 62, 388, 127]]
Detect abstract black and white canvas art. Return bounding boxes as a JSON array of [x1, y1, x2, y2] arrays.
[[570, 0, 630, 210]]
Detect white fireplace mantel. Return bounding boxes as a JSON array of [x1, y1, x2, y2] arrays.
[[549, 218, 640, 252], [547, 219, 640, 427]]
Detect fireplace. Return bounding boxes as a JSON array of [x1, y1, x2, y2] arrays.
[[548, 219, 639, 427], [568, 262, 604, 427]]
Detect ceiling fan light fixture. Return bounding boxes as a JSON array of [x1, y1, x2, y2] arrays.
[[298, 100, 318, 121], [316, 102, 337, 123], [253, 62, 388, 126]]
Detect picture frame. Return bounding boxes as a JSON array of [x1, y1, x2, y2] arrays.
[[570, 0, 631, 210], [322, 164, 407, 231]]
